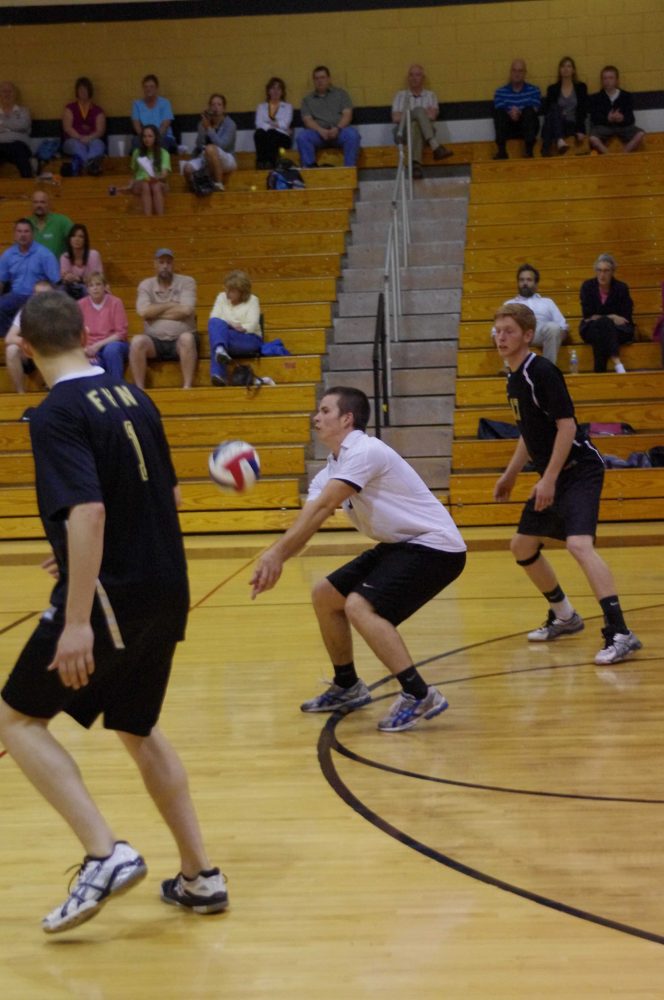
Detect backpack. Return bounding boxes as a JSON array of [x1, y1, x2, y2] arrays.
[[231, 363, 257, 387], [190, 166, 215, 197], [266, 158, 305, 191]]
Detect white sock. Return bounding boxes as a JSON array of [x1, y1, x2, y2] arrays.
[[551, 597, 574, 620]]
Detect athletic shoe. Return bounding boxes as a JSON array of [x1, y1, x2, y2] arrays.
[[42, 841, 147, 934], [214, 345, 231, 364], [377, 686, 448, 733], [432, 145, 453, 160], [211, 374, 227, 387], [213, 181, 225, 191], [161, 868, 228, 914], [614, 361, 627, 374], [594, 629, 642, 665], [300, 678, 371, 713], [411, 161, 424, 179], [527, 609, 584, 642]]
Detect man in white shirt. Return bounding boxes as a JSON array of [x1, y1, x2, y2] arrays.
[[391, 64, 452, 178], [251, 386, 467, 733], [492, 264, 568, 364]]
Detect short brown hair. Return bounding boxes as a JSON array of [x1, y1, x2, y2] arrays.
[[224, 269, 252, 302], [494, 303, 536, 333], [326, 386, 370, 432], [21, 291, 84, 356]]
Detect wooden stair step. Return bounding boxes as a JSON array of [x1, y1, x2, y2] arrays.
[[451, 433, 664, 471]]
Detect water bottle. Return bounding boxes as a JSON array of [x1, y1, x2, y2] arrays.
[[569, 349, 579, 374]]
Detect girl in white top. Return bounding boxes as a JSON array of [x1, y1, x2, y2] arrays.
[[254, 76, 293, 169]]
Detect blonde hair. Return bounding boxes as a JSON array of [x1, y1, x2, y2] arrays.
[[85, 270, 107, 286], [494, 302, 536, 333], [224, 269, 252, 302]]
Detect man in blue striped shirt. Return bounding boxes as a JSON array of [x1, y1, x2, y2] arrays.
[[493, 59, 541, 160]]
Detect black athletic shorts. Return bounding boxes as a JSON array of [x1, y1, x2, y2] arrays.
[[327, 541, 466, 626], [149, 333, 200, 362], [517, 459, 604, 541], [1, 603, 180, 737]]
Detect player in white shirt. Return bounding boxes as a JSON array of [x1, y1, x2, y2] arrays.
[[250, 387, 467, 732]]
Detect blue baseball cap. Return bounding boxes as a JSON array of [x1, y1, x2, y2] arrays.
[[154, 248, 174, 259]]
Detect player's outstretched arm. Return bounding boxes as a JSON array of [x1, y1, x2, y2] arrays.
[[493, 436, 529, 501], [48, 502, 105, 690], [251, 479, 355, 598]]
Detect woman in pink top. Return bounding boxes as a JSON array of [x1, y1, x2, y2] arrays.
[[62, 76, 106, 175], [78, 271, 129, 380], [60, 224, 103, 300]]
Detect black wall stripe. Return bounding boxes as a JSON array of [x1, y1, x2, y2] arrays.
[[0, 0, 526, 28]]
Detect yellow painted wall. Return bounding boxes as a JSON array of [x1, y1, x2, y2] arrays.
[[2, 0, 663, 117]]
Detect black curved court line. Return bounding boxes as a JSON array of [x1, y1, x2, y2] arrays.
[[316, 604, 664, 945], [317, 720, 664, 946]]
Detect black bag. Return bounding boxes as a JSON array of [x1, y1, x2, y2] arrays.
[[231, 363, 257, 387], [648, 446, 664, 467], [190, 167, 215, 197], [477, 418, 520, 440], [266, 158, 305, 190]]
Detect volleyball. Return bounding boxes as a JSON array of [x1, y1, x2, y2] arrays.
[[209, 440, 261, 493]]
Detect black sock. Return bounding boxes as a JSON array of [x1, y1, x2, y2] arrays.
[[333, 661, 358, 689], [543, 585, 565, 604], [599, 596, 627, 634], [396, 666, 429, 700]]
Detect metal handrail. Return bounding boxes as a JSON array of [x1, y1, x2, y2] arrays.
[[377, 108, 413, 411], [372, 292, 389, 437]]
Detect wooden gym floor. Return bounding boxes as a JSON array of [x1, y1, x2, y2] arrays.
[[1, 532, 663, 999]]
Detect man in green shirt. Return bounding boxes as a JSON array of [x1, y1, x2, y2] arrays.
[[29, 190, 73, 260], [297, 65, 361, 167]]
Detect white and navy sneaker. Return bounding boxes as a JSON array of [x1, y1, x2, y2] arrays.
[[161, 868, 228, 914], [377, 686, 448, 733], [594, 628, 642, 665], [42, 841, 147, 934], [300, 678, 371, 713], [527, 609, 584, 641], [214, 345, 231, 365]]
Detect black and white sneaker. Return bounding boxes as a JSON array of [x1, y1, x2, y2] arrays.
[[595, 628, 642, 665], [527, 609, 584, 642], [42, 841, 147, 934], [214, 345, 231, 365], [161, 867, 228, 914]]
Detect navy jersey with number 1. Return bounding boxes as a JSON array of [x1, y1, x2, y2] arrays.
[[29, 370, 189, 639]]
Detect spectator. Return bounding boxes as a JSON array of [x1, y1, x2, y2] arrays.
[[131, 125, 170, 216], [184, 94, 236, 192], [208, 270, 262, 386], [0, 81, 33, 178], [588, 66, 645, 154], [78, 271, 129, 380], [60, 223, 103, 300], [493, 59, 541, 160], [297, 66, 360, 168], [0, 219, 60, 336], [131, 249, 197, 390], [541, 57, 588, 156], [61, 76, 106, 176], [29, 190, 74, 259], [391, 64, 451, 179], [4, 280, 54, 393], [131, 73, 177, 153], [492, 264, 568, 364], [254, 77, 293, 170], [579, 253, 634, 373]]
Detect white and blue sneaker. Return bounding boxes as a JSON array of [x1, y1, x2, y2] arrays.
[[377, 686, 448, 733], [300, 678, 371, 713], [528, 609, 584, 641], [42, 841, 147, 933], [594, 628, 642, 665]]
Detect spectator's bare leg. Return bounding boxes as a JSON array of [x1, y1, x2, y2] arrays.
[[5, 344, 26, 393], [129, 334, 157, 390], [624, 131, 645, 153], [589, 135, 609, 154], [176, 331, 197, 389]]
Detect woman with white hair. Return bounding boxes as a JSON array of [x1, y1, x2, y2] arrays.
[[579, 253, 634, 373]]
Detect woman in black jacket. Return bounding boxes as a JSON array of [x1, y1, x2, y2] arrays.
[[579, 253, 634, 373], [541, 56, 588, 156]]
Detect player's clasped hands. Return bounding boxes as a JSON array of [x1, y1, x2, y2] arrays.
[[48, 623, 95, 689], [250, 551, 283, 599]]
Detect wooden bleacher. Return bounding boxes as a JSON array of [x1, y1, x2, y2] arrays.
[[0, 167, 356, 539], [451, 147, 664, 528]]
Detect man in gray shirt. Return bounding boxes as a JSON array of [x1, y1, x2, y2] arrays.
[[130, 248, 198, 389], [296, 65, 360, 167]]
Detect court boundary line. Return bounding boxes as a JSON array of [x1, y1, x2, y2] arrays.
[[317, 602, 664, 945]]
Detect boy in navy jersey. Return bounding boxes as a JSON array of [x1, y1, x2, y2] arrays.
[[0, 292, 227, 933], [492, 303, 640, 664]]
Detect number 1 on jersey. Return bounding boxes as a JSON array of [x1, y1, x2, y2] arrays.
[[124, 421, 149, 481]]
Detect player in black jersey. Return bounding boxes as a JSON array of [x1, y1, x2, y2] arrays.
[[0, 292, 227, 933], [492, 303, 641, 665]]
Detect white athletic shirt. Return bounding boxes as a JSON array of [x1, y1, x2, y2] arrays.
[[308, 430, 466, 553]]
